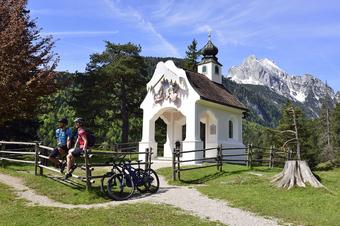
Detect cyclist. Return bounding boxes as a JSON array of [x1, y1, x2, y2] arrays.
[[49, 118, 72, 173], [64, 117, 88, 179]]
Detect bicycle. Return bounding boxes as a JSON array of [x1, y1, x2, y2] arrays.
[[102, 154, 159, 201]]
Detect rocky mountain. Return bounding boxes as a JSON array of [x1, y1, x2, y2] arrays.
[[222, 78, 316, 127], [228, 55, 338, 117]]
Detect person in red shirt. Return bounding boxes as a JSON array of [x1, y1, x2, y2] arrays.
[[64, 117, 88, 179]]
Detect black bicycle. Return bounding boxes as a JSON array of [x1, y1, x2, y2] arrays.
[[102, 155, 159, 201]]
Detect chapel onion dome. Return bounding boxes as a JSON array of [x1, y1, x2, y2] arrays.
[[201, 39, 218, 59]]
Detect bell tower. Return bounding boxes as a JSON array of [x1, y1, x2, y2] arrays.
[[197, 32, 223, 84]]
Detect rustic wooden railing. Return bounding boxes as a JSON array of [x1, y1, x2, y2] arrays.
[[172, 144, 290, 180], [0, 141, 152, 191]]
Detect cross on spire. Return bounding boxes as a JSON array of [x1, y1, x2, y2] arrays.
[[208, 31, 211, 41]]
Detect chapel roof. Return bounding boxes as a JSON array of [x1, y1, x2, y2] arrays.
[[185, 70, 248, 111]]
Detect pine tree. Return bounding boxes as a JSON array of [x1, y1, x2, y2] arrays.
[[278, 103, 304, 159], [331, 103, 340, 165], [318, 87, 335, 162], [0, 0, 58, 125], [38, 72, 76, 146], [182, 39, 200, 72], [75, 42, 148, 143], [272, 103, 323, 189]]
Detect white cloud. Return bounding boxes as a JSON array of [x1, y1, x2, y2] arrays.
[[103, 0, 180, 57], [146, 0, 340, 48], [41, 30, 119, 37], [196, 25, 212, 34]]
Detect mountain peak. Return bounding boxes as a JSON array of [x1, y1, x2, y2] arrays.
[[228, 55, 337, 116], [260, 58, 282, 71]]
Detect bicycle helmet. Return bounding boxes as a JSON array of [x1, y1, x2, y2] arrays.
[[74, 117, 85, 124], [58, 118, 68, 124]]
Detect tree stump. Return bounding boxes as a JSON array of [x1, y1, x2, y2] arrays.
[[271, 160, 323, 189]]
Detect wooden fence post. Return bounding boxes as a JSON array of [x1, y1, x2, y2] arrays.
[[145, 148, 149, 170], [271, 146, 275, 168], [34, 143, 39, 175], [84, 149, 92, 191], [149, 148, 152, 169], [176, 147, 181, 181], [269, 146, 272, 168], [172, 148, 176, 180], [39, 147, 44, 176], [248, 144, 253, 168], [217, 144, 223, 172], [246, 144, 252, 167], [1, 143, 5, 168]]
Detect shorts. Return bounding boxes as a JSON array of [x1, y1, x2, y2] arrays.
[[49, 145, 68, 158], [71, 147, 84, 158]]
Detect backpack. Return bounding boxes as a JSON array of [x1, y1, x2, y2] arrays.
[[85, 129, 96, 147], [68, 128, 76, 147]]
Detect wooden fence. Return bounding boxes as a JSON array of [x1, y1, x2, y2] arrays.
[[172, 144, 290, 180], [0, 141, 152, 191]]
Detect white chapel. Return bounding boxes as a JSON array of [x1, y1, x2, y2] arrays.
[[139, 36, 248, 163]]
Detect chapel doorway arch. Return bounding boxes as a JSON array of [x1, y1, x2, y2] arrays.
[[151, 107, 186, 158]]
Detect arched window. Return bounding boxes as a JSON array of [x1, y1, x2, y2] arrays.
[[202, 65, 207, 73], [215, 65, 219, 74], [228, 120, 233, 139]]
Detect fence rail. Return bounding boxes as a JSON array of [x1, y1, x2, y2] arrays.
[[172, 144, 291, 180], [0, 140, 153, 191]]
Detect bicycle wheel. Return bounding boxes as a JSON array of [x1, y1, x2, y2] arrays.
[[101, 164, 123, 193], [143, 168, 159, 193], [107, 173, 135, 201], [135, 168, 147, 193], [100, 172, 113, 193]]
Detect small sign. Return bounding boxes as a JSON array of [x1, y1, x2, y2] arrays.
[[210, 124, 216, 135]]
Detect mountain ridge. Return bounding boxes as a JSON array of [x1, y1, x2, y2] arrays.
[[228, 55, 338, 117]]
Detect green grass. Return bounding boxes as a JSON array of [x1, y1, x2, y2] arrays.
[[0, 183, 222, 226], [0, 163, 112, 204], [158, 164, 340, 226], [0, 154, 143, 204]]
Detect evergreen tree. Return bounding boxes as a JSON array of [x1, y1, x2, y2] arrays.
[[0, 0, 58, 125], [331, 103, 340, 165], [278, 103, 319, 166], [38, 72, 77, 145], [318, 88, 335, 162], [74, 42, 148, 143], [182, 39, 200, 72], [272, 103, 323, 189]]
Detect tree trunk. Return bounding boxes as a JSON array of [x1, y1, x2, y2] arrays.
[[120, 82, 129, 143], [272, 160, 323, 189], [291, 107, 301, 160], [121, 109, 129, 143]]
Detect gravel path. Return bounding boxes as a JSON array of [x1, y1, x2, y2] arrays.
[[0, 163, 279, 226]]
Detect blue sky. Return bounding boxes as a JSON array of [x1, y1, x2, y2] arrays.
[[28, 0, 340, 91]]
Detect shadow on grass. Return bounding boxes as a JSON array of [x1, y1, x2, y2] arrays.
[[176, 165, 284, 184], [44, 175, 112, 200], [46, 175, 86, 189], [178, 168, 252, 184]]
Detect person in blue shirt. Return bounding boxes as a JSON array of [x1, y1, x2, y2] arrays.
[[49, 118, 72, 172]]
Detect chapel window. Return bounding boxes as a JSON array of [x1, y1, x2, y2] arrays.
[[228, 120, 233, 139], [215, 65, 219, 74]]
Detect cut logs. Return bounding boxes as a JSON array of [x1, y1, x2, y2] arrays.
[[271, 160, 323, 189]]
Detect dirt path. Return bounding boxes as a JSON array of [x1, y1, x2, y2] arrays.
[[0, 171, 279, 226]]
